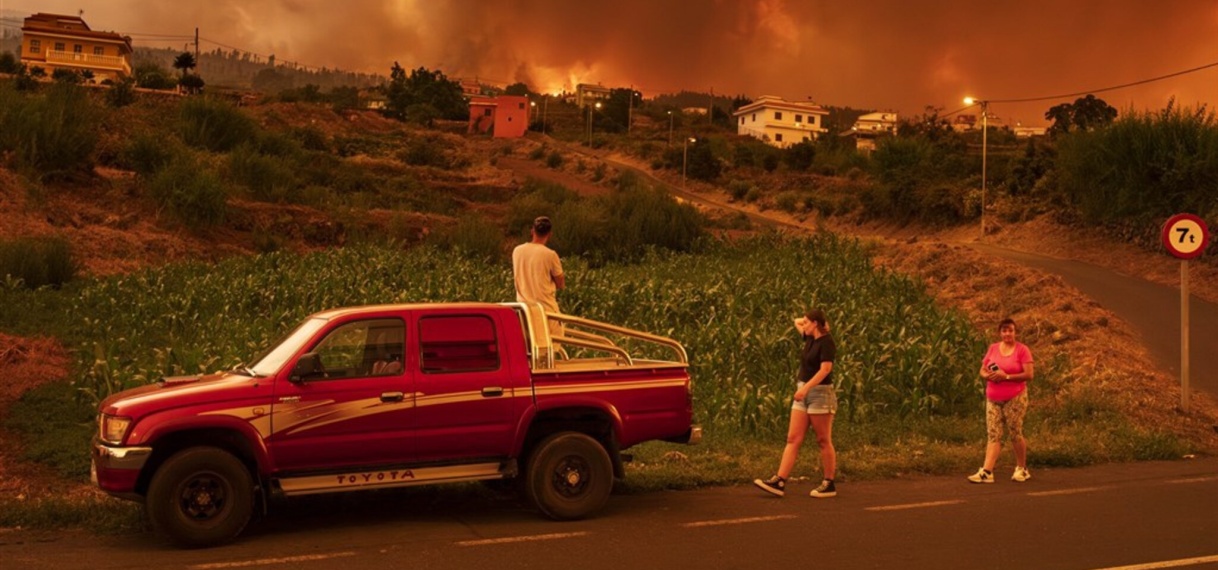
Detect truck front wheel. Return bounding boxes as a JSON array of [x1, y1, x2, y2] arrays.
[[146, 446, 254, 548], [525, 432, 613, 520]]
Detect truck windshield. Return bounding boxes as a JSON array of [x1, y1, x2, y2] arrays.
[[249, 317, 328, 377]]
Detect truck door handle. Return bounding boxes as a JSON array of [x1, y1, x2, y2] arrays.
[[380, 391, 405, 403], [481, 387, 504, 398]]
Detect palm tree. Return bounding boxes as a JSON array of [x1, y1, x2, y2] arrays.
[[172, 52, 196, 77]]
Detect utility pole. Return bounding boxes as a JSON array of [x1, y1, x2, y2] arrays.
[[194, 28, 200, 74], [708, 86, 714, 124], [627, 84, 633, 134]]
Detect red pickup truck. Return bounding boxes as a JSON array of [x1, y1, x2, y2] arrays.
[[92, 302, 699, 547]]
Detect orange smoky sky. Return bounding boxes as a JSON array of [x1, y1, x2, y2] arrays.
[[5, 0, 1217, 125]]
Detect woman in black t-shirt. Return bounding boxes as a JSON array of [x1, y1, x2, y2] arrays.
[[753, 308, 839, 498]]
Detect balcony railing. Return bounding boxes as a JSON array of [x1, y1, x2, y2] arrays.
[[43, 49, 131, 75]]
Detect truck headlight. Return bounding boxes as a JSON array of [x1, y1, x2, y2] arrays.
[[99, 414, 132, 445]]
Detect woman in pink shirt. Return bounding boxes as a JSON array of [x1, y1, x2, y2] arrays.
[[968, 318, 1034, 484]]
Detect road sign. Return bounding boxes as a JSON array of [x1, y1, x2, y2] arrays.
[[1161, 213, 1210, 260]]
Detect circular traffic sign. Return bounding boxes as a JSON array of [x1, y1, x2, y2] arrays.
[[1162, 213, 1210, 260]]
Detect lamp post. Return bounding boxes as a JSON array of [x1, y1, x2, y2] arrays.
[[965, 97, 989, 239], [587, 101, 601, 146], [682, 137, 696, 188], [529, 100, 536, 130], [542, 94, 549, 135], [667, 111, 674, 146]]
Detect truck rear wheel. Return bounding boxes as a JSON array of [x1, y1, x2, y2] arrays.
[[146, 446, 254, 548], [525, 432, 613, 520]]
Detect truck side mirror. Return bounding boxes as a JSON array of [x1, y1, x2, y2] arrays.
[[290, 352, 325, 383]]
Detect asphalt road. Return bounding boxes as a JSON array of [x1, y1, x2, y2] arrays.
[[4, 458, 1216, 570], [970, 243, 1218, 402]]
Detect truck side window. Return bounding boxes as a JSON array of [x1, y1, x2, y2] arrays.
[[419, 315, 500, 373], [310, 318, 405, 380]]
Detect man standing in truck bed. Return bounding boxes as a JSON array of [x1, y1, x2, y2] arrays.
[[513, 216, 565, 314]]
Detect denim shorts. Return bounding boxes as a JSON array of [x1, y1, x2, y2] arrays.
[[792, 382, 837, 414]]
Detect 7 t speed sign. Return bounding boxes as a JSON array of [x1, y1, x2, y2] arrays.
[[1162, 213, 1210, 260]]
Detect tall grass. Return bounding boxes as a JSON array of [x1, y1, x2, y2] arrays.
[[179, 96, 258, 152], [0, 82, 99, 177], [0, 235, 77, 289]]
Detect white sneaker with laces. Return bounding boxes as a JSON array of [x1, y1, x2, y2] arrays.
[[1012, 466, 1031, 482], [967, 468, 994, 484]]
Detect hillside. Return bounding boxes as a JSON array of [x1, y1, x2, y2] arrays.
[[1, 94, 1217, 519]]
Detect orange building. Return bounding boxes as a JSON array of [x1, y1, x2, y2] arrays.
[[20, 13, 133, 82], [468, 95, 530, 138]]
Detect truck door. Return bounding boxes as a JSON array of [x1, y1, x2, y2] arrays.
[[410, 311, 518, 462], [269, 317, 414, 473]]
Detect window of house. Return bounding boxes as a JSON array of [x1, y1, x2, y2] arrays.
[[774, 112, 783, 121], [518, 102, 525, 109], [775, 133, 784, 142], [483, 108, 492, 117], [29, 40, 40, 54], [420, 315, 500, 373], [73, 44, 83, 53], [739, 117, 744, 125], [54, 42, 65, 51], [94, 46, 104, 56], [308, 318, 406, 380], [795, 114, 803, 123], [752, 113, 756, 121]]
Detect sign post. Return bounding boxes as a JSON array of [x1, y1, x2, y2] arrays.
[[1161, 214, 1211, 412]]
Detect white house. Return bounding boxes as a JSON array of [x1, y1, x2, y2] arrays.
[[852, 112, 898, 134], [732, 95, 828, 148]]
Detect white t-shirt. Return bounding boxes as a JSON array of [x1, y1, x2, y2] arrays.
[[512, 242, 564, 312]]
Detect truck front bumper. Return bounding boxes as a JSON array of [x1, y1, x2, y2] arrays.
[[91, 439, 153, 500]]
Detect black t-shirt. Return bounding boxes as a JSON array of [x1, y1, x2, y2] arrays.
[[797, 333, 836, 385]]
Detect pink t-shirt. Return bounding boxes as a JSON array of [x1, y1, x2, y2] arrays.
[[981, 342, 1033, 402]]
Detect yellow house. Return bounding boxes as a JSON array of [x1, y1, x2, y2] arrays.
[[20, 13, 133, 82]]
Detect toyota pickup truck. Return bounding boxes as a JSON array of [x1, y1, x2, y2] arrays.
[[92, 302, 699, 548]]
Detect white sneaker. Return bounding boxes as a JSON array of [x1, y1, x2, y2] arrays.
[[967, 468, 994, 484], [1012, 467, 1031, 482]]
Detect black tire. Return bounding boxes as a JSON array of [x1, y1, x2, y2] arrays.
[[146, 447, 254, 548], [524, 432, 613, 520]]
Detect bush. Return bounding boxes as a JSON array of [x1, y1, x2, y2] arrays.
[[775, 191, 802, 213], [546, 150, 564, 169], [148, 156, 228, 227], [0, 82, 99, 177], [104, 77, 137, 108], [133, 62, 176, 90], [121, 132, 181, 176], [728, 179, 754, 201], [179, 96, 258, 152], [227, 143, 298, 202], [398, 136, 453, 168], [784, 140, 816, 171], [0, 236, 77, 289], [0, 51, 19, 74], [289, 126, 330, 152], [1055, 103, 1218, 225]]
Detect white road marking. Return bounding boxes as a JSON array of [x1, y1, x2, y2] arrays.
[[456, 532, 589, 546], [1090, 554, 1218, 569], [1166, 476, 1218, 484], [864, 500, 964, 512], [1027, 486, 1112, 497], [682, 515, 798, 528], [188, 552, 357, 569]]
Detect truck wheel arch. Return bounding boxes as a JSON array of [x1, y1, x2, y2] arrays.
[[135, 427, 264, 496], [518, 405, 623, 479]]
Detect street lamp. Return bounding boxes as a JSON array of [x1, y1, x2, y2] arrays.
[[965, 96, 989, 239], [682, 137, 696, 188], [667, 111, 674, 146], [587, 101, 602, 146]]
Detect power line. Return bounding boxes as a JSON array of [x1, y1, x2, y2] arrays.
[[960, 58, 1218, 112]]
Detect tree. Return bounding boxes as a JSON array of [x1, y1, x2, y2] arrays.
[[504, 82, 531, 96], [1045, 94, 1118, 136], [172, 52, 197, 77], [686, 139, 722, 181], [0, 51, 19, 74], [134, 62, 176, 90], [383, 63, 467, 124]]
